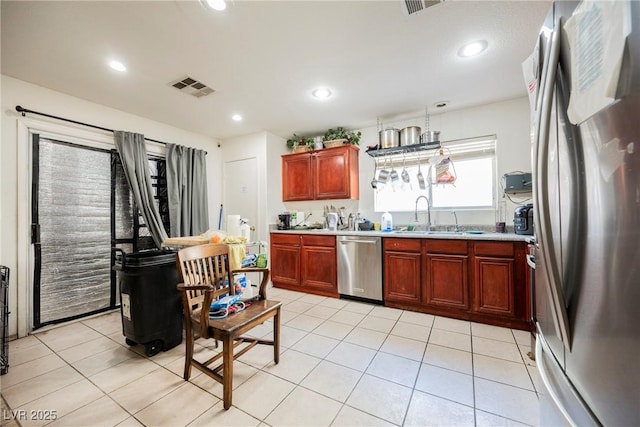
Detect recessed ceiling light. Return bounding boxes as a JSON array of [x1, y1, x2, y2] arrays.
[[202, 0, 226, 11], [109, 60, 126, 72], [458, 40, 488, 58], [312, 88, 332, 100], [231, 114, 243, 121]]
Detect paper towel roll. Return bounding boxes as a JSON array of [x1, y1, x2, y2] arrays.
[[227, 214, 241, 236]]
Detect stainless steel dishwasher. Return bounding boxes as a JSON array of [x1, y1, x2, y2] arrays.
[[337, 235, 382, 302]]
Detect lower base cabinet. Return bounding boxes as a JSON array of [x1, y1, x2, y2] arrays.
[[270, 233, 338, 297], [384, 238, 529, 330]]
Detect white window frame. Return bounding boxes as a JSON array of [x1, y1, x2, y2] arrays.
[[373, 135, 497, 213]]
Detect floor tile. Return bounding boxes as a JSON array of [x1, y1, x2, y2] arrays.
[[473, 336, 523, 363], [357, 315, 396, 334], [283, 300, 315, 314], [312, 320, 354, 341], [325, 341, 376, 372], [48, 395, 130, 427], [518, 344, 536, 367], [330, 310, 366, 326], [346, 374, 412, 425], [428, 328, 471, 352], [301, 360, 362, 402], [277, 325, 309, 348], [380, 334, 426, 361], [474, 377, 540, 426], [189, 401, 260, 426], [415, 363, 474, 406], [423, 344, 472, 375], [233, 371, 296, 420], [71, 345, 139, 377], [12, 379, 104, 427], [89, 356, 160, 394], [57, 335, 122, 364], [81, 311, 122, 336], [305, 305, 339, 320], [298, 294, 328, 305], [279, 309, 301, 324], [148, 342, 186, 367], [109, 368, 184, 413], [8, 339, 52, 367], [512, 329, 533, 347], [341, 301, 375, 315], [343, 326, 387, 350], [1, 353, 67, 389], [404, 390, 475, 427], [472, 322, 516, 343], [237, 343, 278, 369], [134, 381, 219, 427], [190, 360, 259, 399], [398, 310, 435, 327], [475, 409, 532, 426], [286, 313, 325, 332], [116, 416, 145, 427], [265, 386, 342, 426], [473, 353, 534, 390], [432, 316, 471, 335], [291, 333, 339, 359], [366, 351, 420, 387], [318, 297, 349, 310], [390, 321, 431, 342], [34, 322, 103, 352], [8, 335, 41, 353], [368, 306, 403, 320], [263, 349, 321, 384], [331, 405, 395, 427], [526, 364, 543, 394]]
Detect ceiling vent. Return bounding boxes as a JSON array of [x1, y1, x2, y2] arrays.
[[402, 0, 443, 16], [169, 76, 215, 98]]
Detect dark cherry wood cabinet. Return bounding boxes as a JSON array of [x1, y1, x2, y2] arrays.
[[423, 240, 469, 310], [270, 233, 338, 297], [282, 145, 359, 202], [383, 239, 422, 304], [383, 237, 529, 330], [270, 234, 300, 287]]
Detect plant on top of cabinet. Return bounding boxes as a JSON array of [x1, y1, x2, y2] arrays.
[[323, 127, 361, 147], [286, 134, 314, 153]]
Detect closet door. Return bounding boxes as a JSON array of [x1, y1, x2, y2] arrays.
[[32, 135, 113, 328]]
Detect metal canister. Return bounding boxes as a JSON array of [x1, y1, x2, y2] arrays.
[[400, 126, 421, 146], [379, 129, 400, 148]]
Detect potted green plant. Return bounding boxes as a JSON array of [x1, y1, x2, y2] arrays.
[[286, 134, 314, 153], [322, 127, 361, 147]]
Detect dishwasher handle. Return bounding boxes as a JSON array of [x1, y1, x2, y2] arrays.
[[339, 239, 378, 245]]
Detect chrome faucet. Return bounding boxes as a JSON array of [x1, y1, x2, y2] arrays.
[[415, 195, 431, 230], [451, 210, 460, 232]]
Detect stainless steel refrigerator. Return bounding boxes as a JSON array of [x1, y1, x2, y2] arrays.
[[528, 1, 640, 425]]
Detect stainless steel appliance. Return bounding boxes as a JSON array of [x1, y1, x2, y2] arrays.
[[529, 2, 639, 425], [337, 235, 382, 302], [514, 204, 534, 235]]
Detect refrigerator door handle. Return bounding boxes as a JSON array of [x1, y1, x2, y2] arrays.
[[534, 17, 572, 350]]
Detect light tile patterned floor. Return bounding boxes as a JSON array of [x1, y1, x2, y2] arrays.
[[1, 287, 541, 426]]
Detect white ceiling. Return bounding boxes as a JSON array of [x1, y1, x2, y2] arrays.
[[1, 0, 551, 141]]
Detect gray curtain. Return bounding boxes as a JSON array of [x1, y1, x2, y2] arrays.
[[166, 143, 209, 237], [114, 131, 168, 248]]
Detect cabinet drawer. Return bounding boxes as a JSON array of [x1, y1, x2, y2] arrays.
[[425, 239, 468, 255], [474, 241, 514, 257], [301, 234, 335, 247], [384, 238, 421, 252], [270, 233, 300, 246]]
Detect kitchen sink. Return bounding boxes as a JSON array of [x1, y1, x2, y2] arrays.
[[426, 230, 464, 235], [393, 230, 464, 235], [392, 230, 428, 235]]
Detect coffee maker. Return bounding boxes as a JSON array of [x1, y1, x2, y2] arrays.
[[277, 213, 291, 230]]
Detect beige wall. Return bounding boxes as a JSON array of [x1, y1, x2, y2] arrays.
[[1, 75, 221, 337]]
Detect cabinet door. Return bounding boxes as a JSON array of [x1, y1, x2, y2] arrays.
[[384, 251, 421, 303], [473, 256, 515, 317], [301, 245, 337, 293], [424, 254, 469, 309], [313, 146, 359, 200], [282, 153, 312, 201], [270, 234, 301, 287]]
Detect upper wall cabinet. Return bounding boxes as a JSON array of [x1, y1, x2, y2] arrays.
[[282, 145, 359, 201]]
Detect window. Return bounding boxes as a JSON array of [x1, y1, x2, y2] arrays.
[[374, 135, 496, 212]]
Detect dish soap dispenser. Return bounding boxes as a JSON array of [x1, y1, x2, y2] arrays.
[[381, 211, 393, 232]]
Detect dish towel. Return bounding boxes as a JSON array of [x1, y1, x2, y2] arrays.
[[228, 244, 246, 271]]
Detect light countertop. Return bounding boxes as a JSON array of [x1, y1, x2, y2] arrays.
[[270, 228, 529, 242]]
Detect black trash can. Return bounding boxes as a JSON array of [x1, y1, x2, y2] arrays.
[[114, 249, 183, 357]]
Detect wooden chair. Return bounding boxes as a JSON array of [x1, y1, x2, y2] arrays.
[[176, 243, 281, 409]]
